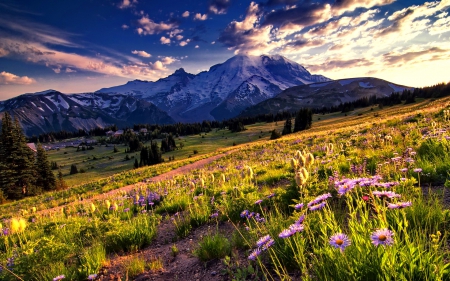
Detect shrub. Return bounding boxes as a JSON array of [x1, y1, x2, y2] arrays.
[[194, 232, 231, 262]]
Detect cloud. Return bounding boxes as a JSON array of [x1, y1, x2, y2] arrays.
[[305, 58, 374, 72], [194, 13, 208, 21], [160, 36, 171, 44], [383, 47, 448, 66], [182, 11, 190, 17], [65, 67, 76, 73], [122, 24, 129, 29], [119, 0, 137, 9], [159, 56, 178, 64], [131, 50, 151, 57], [262, 0, 297, 7], [195, 45, 200, 48], [0, 71, 36, 85], [168, 29, 183, 37], [136, 16, 178, 35], [176, 35, 183, 40], [179, 39, 191, 46], [0, 48, 10, 57], [209, 0, 231, 15]]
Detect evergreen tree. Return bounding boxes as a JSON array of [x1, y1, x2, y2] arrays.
[[35, 143, 57, 191], [70, 164, 78, 175], [282, 118, 292, 135], [150, 141, 163, 165], [270, 129, 282, 140], [0, 113, 37, 199], [134, 158, 139, 169], [293, 109, 312, 132], [56, 169, 67, 190]]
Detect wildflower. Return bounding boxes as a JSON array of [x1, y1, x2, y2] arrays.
[[267, 193, 275, 199], [294, 203, 304, 210], [307, 193, 332, 207], [337, 183, 355, 196], [290, 158, 298, 170], [362, 195, 370, 201], [210, 212, 219, 218], [262, 239, 275, 250], [329, 233, 351, 251], [279, 229, 294, 238], [248, 248, 262, 260], [105, 200, 111, 210], [31, 207, 37, 213], [240, 210, 250, 218], [255, 199, 263, 205], [413, 168, 422, 173], [387, 201, 412, 209], [256, 235, 271, 247], [309, 201, 327, 211], [53, 275, 65, 281], [87, 274, 98, 280], [288, 223, 304, 234], [123, 208, 130, 212], [372, 191, 401, 199], [400, 168, 408, 173], [295, 214, 305, 225], [371, 228, 394, 246]]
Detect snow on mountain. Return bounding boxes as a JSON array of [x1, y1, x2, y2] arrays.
[[97, 54, 331, 121]]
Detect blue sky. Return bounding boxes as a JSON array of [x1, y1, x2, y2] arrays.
[[0, 0, 449, 99]]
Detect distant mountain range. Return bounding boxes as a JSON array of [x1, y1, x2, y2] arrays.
[[0, 54, 411, 136]]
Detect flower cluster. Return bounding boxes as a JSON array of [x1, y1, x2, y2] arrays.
[[372, 191, 401, 199], [387, 201, 412, 209], [307, 193, 331, 211]]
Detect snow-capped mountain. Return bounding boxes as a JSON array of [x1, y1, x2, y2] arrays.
[[0, 91, 174, 136], [238, 77, 413, 117], [97, 54, 330, 121]]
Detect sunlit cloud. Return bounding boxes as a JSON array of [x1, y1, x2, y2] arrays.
[[160, 36, 171, 44], [194, 13, 208, 21], [0, 71, 36, 85], [118, 0, 137, 9], [182, 11, 190, 17], [131, 50, 151, 57], [209, 0, 231, 15], [136, 16, 178, 35]]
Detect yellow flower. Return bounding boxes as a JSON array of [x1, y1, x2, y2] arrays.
[[31, 207, 37, 213], [221, 173, 226, 182], [18, 218, 27, 232], [90, 203, 96, 212], [211, 174, 215, 182], [105, 200, 111, 210], [10, 218, 27, 233]]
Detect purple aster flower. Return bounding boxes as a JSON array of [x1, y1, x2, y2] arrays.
[[123, 208, 130, 213], [413, 168, 422, 173], [387, 201, 412, 209], [307, 193, 332, 207], [53, 275, 65, 281], [294, 203, 304, 210], [267, 193, 276, 199], [295, 214, 305, 225], [400, 168, 408, 173], [371, 228, 394, 246], [309, 201, 327, 211], [210, 212, 219, 218], [329, 233, 351, 251], [248, 248, 262, 260], [255, 199, 263, 205], [337, 183, 355, 196], [288, 223, 304, 234], [279, 229, 294, 238], [256, 235, 271, 247], [87, 274, 97, 280], [372, 191, 401, 199], [262, 239, 275, 250], [240, 210, 250, 218]]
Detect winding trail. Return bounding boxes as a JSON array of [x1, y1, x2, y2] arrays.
[[38, 149, 237, 215]]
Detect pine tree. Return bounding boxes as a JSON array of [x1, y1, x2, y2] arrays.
[[282, 118, 292, 135], [0, 113, 37, 199], [70, 164, 78, 175], [293, 109, 312, 133], [35, 143, 57, 191], [56, 169, 67, 190]]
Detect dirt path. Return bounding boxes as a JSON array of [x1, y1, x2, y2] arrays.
[[38, 149, 237, 216]]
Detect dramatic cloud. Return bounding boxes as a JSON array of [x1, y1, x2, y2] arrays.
[[179, 39, 191, 46], [182, 11, 190, 17], [65, 67, 76, 73], [0, 71, 36, 85], [160, 36, 171, 44], [159, 56, 177, 64], [131, 50, 151, 57], [136, 16, 178, 35], [305, 58, 374, 72], [0, 48, 10, 57], [209, 0, 231, 15], [194, 13, 208, 20]]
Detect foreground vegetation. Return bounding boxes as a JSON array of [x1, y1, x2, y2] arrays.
[[1, 96, 450, 280]]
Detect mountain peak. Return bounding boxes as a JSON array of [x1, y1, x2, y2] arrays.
[[174, 68, 186, 74], [33, 89, 59, 95]]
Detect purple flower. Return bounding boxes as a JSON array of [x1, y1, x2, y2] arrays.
[[87, 274, 97, 280], [337, 183, 355, 196], [267, 193, 276, 199], [123, 208, 130, 212], [279, 229, 294, 238], [262, 239, 275, 250], [294, 203, 304, 210], [210, 212, 219, 218], [400, 168, 408, 173], [240, 210, 250, 218], [307, 193, 332, 207], [372, 191, 401, 199], [387, 201, 412, 209], [413, 168, 422, 173], [371, 228, 394, 246], [248, 248, 262, 260], [329, 233, 351, 251], [288, 223, 304, 234], [255, 199, 263, 205], [53, 275, 65, 281], [256, 235, 271, 247], [295, 214, 305, 225], [309, 201, 327, 211]]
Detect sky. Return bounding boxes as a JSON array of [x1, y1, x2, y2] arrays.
[[0, 0, 449, 100]]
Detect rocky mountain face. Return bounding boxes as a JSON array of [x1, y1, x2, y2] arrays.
[[0, 90, 174, 136], [238, 77, 413, 117], [97, 54, 330, 122]]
